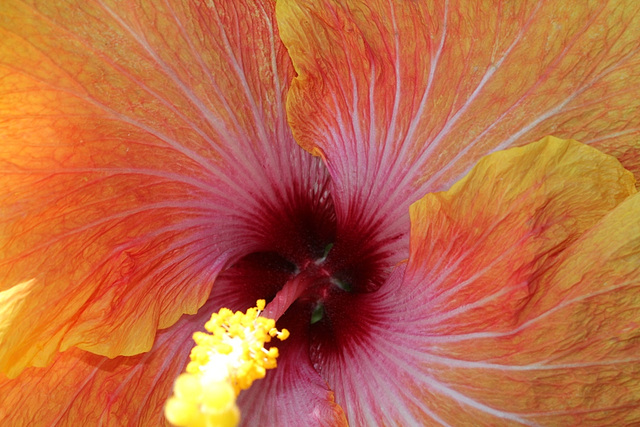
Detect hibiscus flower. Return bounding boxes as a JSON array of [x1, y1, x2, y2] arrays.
[[1, 0, 640, 425]]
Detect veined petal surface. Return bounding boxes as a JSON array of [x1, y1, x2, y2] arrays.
[[0, 270, 347, 426], [0, 299, 205, 426], [311, 137, 640, 425], [0, 0, 329, 376], [277, 0, 640, 269], [238, 310, 348, 427]]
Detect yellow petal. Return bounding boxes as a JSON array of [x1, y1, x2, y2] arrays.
[[408, 136, 636, 336]]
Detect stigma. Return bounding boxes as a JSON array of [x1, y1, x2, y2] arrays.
[[164, 300, 289, 427]]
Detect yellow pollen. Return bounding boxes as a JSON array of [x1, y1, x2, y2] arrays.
[[164, 300, 289, 427]]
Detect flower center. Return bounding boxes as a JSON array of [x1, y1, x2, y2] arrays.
[[165, 168, 398, 425], [220, 185, 392, 337]]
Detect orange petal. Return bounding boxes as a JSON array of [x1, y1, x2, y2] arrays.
[[316, 137, 638, 424], [0, 288, 347, 425], [0, 0, 322, 376], [277, 0, 640, 235], [0, 298, 209, 426], [405, 136, 635, 336], [415, 193, 640, 425]]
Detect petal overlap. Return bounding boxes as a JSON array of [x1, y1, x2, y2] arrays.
[[310, 137, 640, 425], [2, 0, 640, 424], [0, 269, 347, 426], [277, 0, 640, 266], [0, 299, 210, 426], [0, 0, 329, 376]]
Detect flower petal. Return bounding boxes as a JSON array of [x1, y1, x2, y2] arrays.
[[309, 137, 640, 424], [277, 0, 640, 260], [408, 193, 640, 425], [0, 289, 347, 426], [405, 136, 636, 337], [0, 298, 204, 426], [238, 311, 348, 426], [0, 0, 325, 376]]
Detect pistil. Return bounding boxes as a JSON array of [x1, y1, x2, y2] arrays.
[[262, 266, 330, 320]]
